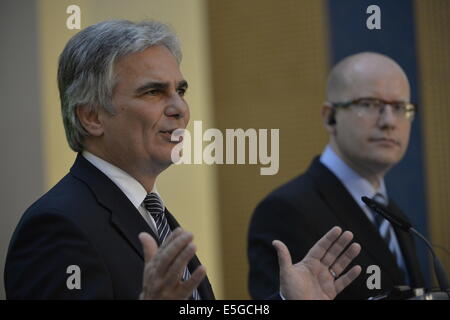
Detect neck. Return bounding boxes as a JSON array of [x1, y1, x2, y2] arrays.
[[329, 142, 386, 190], [84, 144, 159, 193]]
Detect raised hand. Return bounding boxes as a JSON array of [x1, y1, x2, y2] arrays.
[[138, 228, 206, 299], [273, 226, 362, 300]]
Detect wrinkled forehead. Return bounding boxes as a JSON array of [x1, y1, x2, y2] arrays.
[[114, 45, 184, 90]]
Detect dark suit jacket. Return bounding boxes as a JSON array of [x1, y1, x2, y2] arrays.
[[248, 157, 424, 300], [4, 154, 215, 299]]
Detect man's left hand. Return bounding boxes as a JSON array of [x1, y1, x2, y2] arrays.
[[273, 226, 362, 300]]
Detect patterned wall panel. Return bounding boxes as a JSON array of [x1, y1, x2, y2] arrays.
[[208, 0, 329, 298], [415, 0, 450, 280]]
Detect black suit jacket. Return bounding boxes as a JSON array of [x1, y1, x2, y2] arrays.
[[248, 157, 424, 300], [5, 154, 215, 299]]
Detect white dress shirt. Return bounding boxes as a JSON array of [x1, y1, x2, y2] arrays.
[[82, 151, 163, 235]]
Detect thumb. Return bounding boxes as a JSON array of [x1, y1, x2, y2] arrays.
[[272, 240, 292, 271], [139, 232, 158, 262]]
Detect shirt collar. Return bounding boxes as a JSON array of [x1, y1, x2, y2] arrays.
[[319, 145, 388, 207], [82, 151, 164, 210]]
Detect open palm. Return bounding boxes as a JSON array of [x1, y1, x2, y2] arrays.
[[274, 227, 362, 300]]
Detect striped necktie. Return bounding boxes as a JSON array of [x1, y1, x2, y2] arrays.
[[371, 193, 396, 252], [143, 192, 201, 300], [370, 193, 407, 273]]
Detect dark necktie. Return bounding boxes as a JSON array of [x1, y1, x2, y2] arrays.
[[371, 193, 394, 249], [370, 193, 409, 276], [143, 192, 201, 300]]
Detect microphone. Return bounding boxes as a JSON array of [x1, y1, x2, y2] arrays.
[[361, 196, 449, 293], [362, 196, 412, 231]]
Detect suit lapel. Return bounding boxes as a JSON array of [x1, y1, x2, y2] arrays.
[[165, 209, 216, 300], [307, 158, 406, 284], [71, 154, 215, 299], [387, 202, 424, 287], [70, 154, 159, 260]]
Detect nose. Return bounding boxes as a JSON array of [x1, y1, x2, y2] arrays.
[[377, 104, 397, 129], [165, 93, 189, 119]]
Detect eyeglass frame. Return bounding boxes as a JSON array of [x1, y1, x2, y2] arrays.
[[329, 97, 417, 122]]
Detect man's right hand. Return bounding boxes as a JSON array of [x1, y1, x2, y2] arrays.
[[138, 228, 206, 299]]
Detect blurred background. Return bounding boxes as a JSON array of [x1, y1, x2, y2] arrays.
[[1, 0, 449, 299]]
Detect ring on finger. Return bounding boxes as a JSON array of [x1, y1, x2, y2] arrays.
[[329, 268, 338, 279]]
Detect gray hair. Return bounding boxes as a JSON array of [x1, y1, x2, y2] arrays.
[[58, 19, 182, 152]]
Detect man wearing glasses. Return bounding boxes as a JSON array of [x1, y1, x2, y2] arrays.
[[248, 52, 424, 300]]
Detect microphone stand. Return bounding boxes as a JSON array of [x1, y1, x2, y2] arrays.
[[361, 196, 449, 300]]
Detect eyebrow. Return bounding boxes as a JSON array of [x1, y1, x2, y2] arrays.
[[135, 80, 188, 95]]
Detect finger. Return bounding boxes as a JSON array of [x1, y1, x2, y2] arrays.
[[272, 240, 292, 271], [139, 232, 158, 262], [305, 227, 342, 261], [321, 231, 354, 267], [160, 227, 184, 249], [165, 242, 197, 285], [330, 243, 361, 277], [334, 265, 362, 294], [179, 265, 207, 299], [154, 231, 194, 273]]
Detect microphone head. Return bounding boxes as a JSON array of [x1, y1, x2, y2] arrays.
[[361, 196, 375, 208], [362, 199, 449, 291], [361, 196, 412, 231]]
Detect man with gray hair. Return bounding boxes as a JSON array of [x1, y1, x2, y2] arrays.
[[248, 52, 425, 300], [5, 20, 362, 300]]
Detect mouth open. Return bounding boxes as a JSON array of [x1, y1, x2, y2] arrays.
[[160, 129, 183, 143]]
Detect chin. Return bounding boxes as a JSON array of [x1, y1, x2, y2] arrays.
[[370, 155, 400, 171], [151, 158, 173, 174], [145, 148, 175, 172], [155, 149, 174, 164]]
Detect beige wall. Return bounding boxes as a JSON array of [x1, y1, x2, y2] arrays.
[[208, 0, 329, 299]]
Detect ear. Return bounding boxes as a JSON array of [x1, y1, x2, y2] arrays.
[[75, 105, 104, 137], [321, 102, 336, 134]]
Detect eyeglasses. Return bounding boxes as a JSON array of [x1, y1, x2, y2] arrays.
[[331, 97, 416, 121]]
